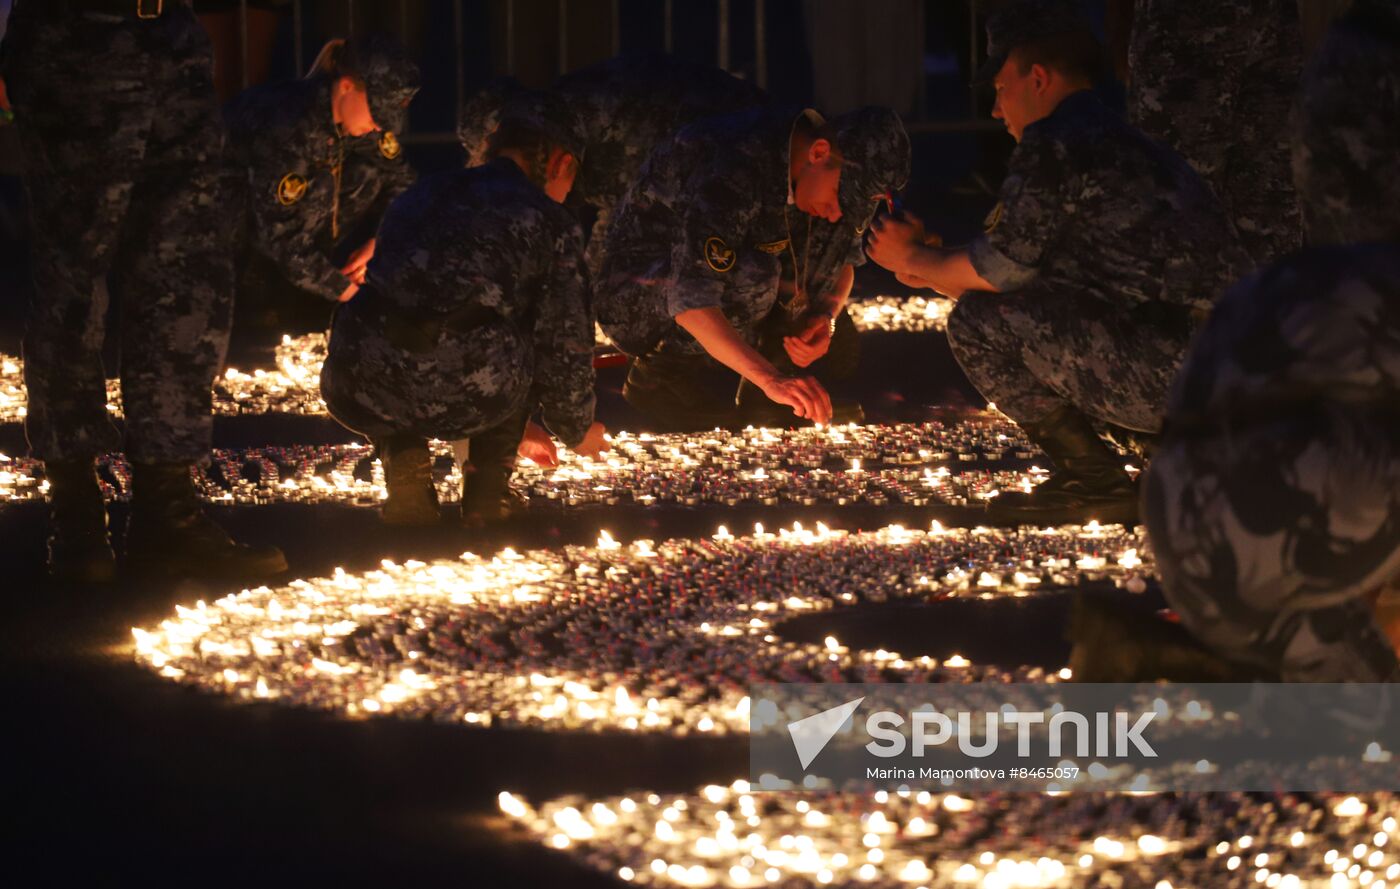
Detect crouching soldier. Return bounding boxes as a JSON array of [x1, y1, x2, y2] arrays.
[[320, 93, 607, 526]]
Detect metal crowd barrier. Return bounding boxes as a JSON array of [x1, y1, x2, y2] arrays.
[[232, 0, 1000, 139]]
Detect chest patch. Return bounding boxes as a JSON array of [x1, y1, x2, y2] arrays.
[[277, 173, 309, 206]]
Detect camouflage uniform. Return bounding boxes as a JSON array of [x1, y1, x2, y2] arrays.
[[597, 105, 907, 428], [223, 38, 418, 302], [2, 1, 233, 463], [461, 54, 768, 278], [1143, 4, 1400, 683], [947, 90, 1249, 433], [1127, 0, 1304, 266], [319, 157, 596, 447], [599, 106, 903, 357]]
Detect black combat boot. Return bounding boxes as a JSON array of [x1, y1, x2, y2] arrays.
[[459, 420, 526, 529], [126, 462, 288, 579], [376, 435, 440, 527], [44, 458, 117, 584], [988, 406, 1139, 525]]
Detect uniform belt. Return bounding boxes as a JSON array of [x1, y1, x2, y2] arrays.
[[28, 0, 185, 19]]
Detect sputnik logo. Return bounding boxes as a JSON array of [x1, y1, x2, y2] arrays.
[[787, 697, 864, 768]]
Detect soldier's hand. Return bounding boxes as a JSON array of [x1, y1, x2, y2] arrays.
[[341, 237, 376, 282], [572, 422, 609, 460], [517, 421, 559, 467], [337, 281, 361, 302], [758, 374, 832, 426], [866, 214, 924, 274], [783, 313, 834, 368]]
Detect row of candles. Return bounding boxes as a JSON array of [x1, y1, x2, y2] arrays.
[[131, 520, 1148, 734], [500, 782, 1400, 888], [0, 421, 1072, 510]]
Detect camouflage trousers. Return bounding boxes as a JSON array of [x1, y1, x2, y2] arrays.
[[1143, 405, 1400, 682], [1128, 0, 1304, 265], [6, 7, 234, 463], [320, 291, 532, 442], [944, 288, 1193, 432]]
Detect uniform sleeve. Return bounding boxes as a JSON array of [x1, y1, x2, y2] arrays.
[[967, 128, 1070, 291], [245, 149, 350, 302], [534, 218, 597, 448], [665, 161, 762, 318]]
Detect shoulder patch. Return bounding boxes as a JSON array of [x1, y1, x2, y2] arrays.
[[755, 238, 790, 255], [277, 172, 309, 206], [378, 131, 402, 160], [704, 237, 736, 273]]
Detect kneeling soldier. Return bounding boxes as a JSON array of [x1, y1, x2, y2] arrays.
[[321, 93, 606, 526]]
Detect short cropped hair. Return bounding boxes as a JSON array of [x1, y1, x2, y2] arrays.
[[1009, 28, 1108, 84], [484, 120, 576, 188]]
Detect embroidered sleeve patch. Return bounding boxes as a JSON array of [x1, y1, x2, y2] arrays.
[[704, 237, 736, 272], [378, 131, 402, 160]]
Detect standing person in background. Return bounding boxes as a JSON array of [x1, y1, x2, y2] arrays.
[[223, 33, 418, 326], [1, 0, 285, 582], [1122, 0, 1305, 266]]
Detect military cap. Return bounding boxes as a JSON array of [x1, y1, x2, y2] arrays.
[[458, 77, 519, 166], [347, 33, 420, 135], [828, 106, 911, 231], [976, 0, 1095, 83]]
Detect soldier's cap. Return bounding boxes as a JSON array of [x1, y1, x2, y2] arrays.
[[493, 88, 588, 162], [828, 107, 911, 230], [975, 0, 1095, 84], [458, 77, 520, 165], [347, 33, 420, 135]]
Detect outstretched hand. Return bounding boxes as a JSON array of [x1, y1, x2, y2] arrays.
[[866, 213, 926, 274], [572, 422, 609, 460], [758, 374, 832, 426], [517, 421, 559, 467]]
